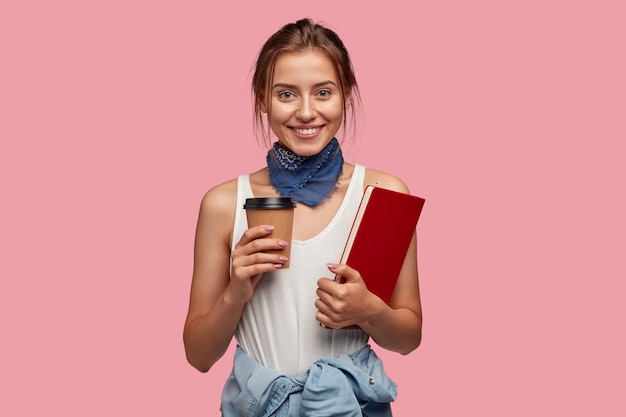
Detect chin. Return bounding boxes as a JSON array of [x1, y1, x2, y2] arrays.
[[278, 135, 336, 157]]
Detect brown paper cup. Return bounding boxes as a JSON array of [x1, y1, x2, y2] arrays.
[[244, 197, 296, 268]]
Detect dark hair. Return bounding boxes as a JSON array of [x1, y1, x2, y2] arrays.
[[251, 18, 361, 146]]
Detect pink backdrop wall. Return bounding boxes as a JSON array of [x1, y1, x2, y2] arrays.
[[2, 1, 624, 415]]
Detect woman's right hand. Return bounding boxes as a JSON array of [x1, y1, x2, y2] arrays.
[[229, 225, 289, 302]]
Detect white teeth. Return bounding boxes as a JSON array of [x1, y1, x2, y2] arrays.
[[294, 127, 319, 135]]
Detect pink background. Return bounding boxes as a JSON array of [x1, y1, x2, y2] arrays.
[[2, 1, 624, 415]]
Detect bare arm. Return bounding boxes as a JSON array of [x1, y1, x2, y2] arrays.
[[183, 182, 289, 372], [319, 234, 422, 354], [315, 172, 423, 354]]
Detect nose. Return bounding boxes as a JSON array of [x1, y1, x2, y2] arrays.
[[296, 97, 316, 121]]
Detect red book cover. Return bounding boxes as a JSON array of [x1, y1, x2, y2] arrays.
[[337, 185, 425, 304]]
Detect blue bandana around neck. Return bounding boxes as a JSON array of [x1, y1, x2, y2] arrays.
[[266, 138, 344, 207]]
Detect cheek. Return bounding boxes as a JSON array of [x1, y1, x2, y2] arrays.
[[268, 101, 294, 123], [268, 109, 287, 126], [325, 102, 345, 122]]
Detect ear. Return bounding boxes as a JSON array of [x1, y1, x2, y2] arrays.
[[259, 94, 268, 113]]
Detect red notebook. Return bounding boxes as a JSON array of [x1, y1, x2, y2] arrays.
[[336, 185, 425, 304]]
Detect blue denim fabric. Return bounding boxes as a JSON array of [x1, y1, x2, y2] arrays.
[[220, 345, 397, 417]]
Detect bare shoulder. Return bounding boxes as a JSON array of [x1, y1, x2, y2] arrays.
[[363, 168, 411, 194], [197, 178, 239, 231]]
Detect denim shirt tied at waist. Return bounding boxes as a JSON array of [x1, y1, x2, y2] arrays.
[[221, 345, 398, 417]]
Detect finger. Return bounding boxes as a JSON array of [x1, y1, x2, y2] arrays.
[[237, 225, 276, 247], [315, 309, 349, 330], [316, 277, 338, 293], [232, 259, 286, 283], [317, 280, 349, 303], [236, 237, 289, 259], [315, 309, 337, 329], [234, 252, 289, 269], [314, 294, 337, 315], [327, 262, 362, 284]]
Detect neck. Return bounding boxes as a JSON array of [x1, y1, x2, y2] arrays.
[[266, 138, 344, 207]]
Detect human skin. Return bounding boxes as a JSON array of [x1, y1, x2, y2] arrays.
[[183, 50, 422, 373]]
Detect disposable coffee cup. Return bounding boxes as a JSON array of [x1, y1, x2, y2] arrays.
[[244, 197, 296, 268]]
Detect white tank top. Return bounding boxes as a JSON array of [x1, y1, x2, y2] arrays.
[[231, 164, 369, 376]]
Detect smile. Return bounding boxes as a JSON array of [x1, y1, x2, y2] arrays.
[[292, 126, 322, 136]]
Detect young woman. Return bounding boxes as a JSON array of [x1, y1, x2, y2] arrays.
[[184, 18, 422, 416]]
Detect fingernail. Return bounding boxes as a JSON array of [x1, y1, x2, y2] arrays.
[[265, 226, 275, 232], [274, 264, 283, 269], [326, 263, 338, 269], [278, 241, 288, 247], [279, 256, 289, 262]]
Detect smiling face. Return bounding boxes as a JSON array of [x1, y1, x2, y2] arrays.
[[263, 50, 347, 156]]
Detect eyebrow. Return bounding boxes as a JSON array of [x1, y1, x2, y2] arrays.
[[271, 80, 338, 90]]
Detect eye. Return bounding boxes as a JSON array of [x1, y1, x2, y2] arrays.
[[317, 89, 332, 98], [278, 91, 295, 100]]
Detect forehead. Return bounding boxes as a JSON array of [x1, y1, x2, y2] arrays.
[[272, 50, 339, 85]]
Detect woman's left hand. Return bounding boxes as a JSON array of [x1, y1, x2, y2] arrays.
[[315, 263, 385, 329]]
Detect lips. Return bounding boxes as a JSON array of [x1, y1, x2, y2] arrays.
[[292, 126, 322, 136]]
